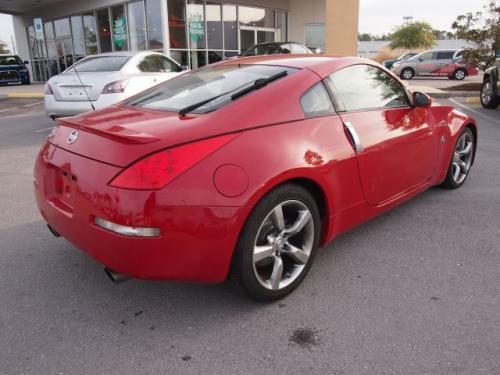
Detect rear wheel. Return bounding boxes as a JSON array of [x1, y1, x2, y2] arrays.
[[481, 78, 499, 109], [401, 68, 415, 80], [440, 127, 475, 189], [452, 68, 467, 80], [232, 184, 321, 302]]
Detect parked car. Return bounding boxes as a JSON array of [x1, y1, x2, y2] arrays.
[[239, 42, 313, 57], [44, 51, 186, 118], [34, 55, 477, 301], [0, 54, 30, 85], [383, 52, 417, 70], [392, 49, 478, 80], [481, 59, 499, 109]]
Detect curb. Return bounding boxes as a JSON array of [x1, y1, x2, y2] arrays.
[[2, 93, 44, 99], [426, 91, 480, 99], [465, 97, 480, 105]]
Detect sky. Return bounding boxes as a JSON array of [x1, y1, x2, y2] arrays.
[[0, 0, 491, 52]]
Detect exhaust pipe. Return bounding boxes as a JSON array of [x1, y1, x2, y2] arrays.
[[104, 267, 131, 284]]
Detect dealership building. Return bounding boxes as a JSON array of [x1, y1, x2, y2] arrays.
[[0, 0, 359, 82]]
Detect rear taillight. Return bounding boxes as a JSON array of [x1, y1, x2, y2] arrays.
[[102, 80, 128, 94], [109, 133, 239, 190], [44, 83, 53, 95]]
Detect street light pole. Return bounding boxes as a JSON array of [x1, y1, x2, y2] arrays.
[[403, 16, 413, 25]]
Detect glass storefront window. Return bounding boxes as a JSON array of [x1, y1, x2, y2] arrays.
[[206, 2, 222, 50], [276, 12, 287, 42], [239, 6, 274, 29], [83, 14, 98, 55], [111, 5, 129, 51], [71, 16, 86, 59], [170, 50, 188, 67], [44, 22, 59, 76], [128, 1, 147, 51], [146, 0, 164, 50], [190, 50, 206, 68], [168, 0, 187, 49], [305, 24, 325, 51], [96, 9, 112, 52], [208, 50, 223, 64], [223, 4, 237, 51], [187, 0, 206, 50]]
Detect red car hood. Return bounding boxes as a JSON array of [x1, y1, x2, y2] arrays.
[[48, 69, 317, 167]]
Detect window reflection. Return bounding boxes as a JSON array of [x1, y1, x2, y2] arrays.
[[111, 5, 129, 51], [239, 6, 274, 28], [83, 14, 98, 55], [187, 0, 206, 50], [168, 0, 187, 49], [206, 2, 222, 50], [223, 5, 237, 50], [128, 1, 147, 51], [146, 0, 164, 50], [96, 9, 112, 52]]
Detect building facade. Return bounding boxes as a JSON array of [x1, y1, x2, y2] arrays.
[[0, 0, 359, 82]]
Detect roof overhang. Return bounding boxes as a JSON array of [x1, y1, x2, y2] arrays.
[[0, 0, 64, 15]]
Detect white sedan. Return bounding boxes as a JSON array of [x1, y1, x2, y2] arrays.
[[44, 51, 186, 118]]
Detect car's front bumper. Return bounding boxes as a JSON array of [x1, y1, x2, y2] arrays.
[[33, 142, 243, 283], [44, 93, 124, 118]]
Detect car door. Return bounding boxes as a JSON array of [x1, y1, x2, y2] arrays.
[[434, 51, 456, 75], [414, 51, 440, 76], [324, 64, 439, 205]]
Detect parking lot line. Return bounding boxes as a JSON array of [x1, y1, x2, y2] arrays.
[[23, 101, 43, 107], [0, 107, 19, 113], [449, 99, 499, 124], [35, 126, 54, 133]]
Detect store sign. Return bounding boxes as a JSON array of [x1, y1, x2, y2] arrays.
[[188, 14, 204, 42], [113, 16, 128, 48], [34, 18, 44, 40]]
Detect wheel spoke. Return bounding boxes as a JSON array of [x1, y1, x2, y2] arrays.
[[270, 205, 285, 231], [253, 245, 275, 263], [458, 142, 472, 156], [457, 159, 467, 172], [285, 243, 310, 265], [452, 163, 461, 181], [269, 255, 283, 290], [283, 210, 311, 237]]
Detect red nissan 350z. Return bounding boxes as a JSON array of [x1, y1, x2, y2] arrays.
[[34, 56, 477, 301]]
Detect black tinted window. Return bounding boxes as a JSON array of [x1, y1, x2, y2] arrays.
[[72, 56, 130, 72], [325, 64, 410, 112], [301, 83, 335, 117], [436, 52, 455, 60], [0, 56, 23, 65]]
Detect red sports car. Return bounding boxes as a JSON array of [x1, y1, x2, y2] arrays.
[[34, 55, 477, 301]]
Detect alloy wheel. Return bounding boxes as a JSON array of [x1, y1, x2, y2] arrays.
[[481, 82, 492, 105], [451, 131, 474, 184], [402, 69, 413, 79], [252, 200, 314, 291], [454, 70, 466, 80]]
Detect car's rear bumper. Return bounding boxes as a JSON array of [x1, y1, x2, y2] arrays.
[[33, 142, 242, 283], [44, 93, 124, 118]]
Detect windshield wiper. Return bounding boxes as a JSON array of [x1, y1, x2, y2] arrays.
[[178, 70, 288, 116]]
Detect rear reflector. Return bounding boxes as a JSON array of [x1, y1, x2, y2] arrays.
[[109, 133, 239, 190], [95, 217, 160, 237]]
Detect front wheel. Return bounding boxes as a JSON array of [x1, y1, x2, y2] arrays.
[[452, 69, 467, 80], [232, 184, 321, 302], [440, 127, 475, 189], [481, 79, 499, 109]]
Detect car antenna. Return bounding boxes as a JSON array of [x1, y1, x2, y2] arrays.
[[72, 64, 95, 111]]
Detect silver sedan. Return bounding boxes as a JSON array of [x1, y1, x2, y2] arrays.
[[44, 51, 187, 118]]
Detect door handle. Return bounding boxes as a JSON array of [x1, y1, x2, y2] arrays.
[[343, 121, 363, 153]]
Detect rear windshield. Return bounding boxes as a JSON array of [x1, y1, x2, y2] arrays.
[[242, 44, 282, 57], [70, 56, 130, 72], [128, 64, 296, 114], [0, 56, 23, 66]]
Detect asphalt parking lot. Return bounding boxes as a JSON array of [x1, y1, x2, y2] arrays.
[[0, 98, 499, 375]]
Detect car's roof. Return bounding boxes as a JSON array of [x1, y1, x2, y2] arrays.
[[219, 54, 371, 77], [0, 54, 19, 57], [84, 51, 165, 58]]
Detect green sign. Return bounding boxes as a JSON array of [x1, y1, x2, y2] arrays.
[[113, 16, 128, 48], [189, 14, 204, 42]]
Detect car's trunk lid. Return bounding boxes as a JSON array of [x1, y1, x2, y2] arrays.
[[49, 71, 122, 102]]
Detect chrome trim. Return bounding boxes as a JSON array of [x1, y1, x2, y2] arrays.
[[94, 217, 160, 237], [344, 121, 363, 153]]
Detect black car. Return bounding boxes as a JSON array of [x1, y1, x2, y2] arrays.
[[481, 59, 499, 109], [0, 55, 30, 85], [239, 42, 313, 57]]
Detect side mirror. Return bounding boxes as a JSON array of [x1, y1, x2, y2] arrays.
[[23, 60, 30, 65], [181, 65, 189, 71], [413, 92, 432, 108], [419, 57, 424, 62]]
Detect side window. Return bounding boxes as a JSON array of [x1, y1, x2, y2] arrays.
[[325, 64, 410, 112], [138, 55, 181, 73], [291, 44, 308, 54], [436, 52, 455, 60], [418, 52, 433, 61], [300, 82, 335, 118], [280, 44, 292, 54]]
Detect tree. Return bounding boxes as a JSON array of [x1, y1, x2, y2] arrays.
[[452, 0, 500, 70], [390, 21, 436, 50], [433, 29, 447, 40], [0, 39, 10, 54], [358, 33, 373, 41]]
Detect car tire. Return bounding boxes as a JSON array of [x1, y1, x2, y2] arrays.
[[440, 127, 475, 189], [480, 78, 499, 109], [400, 68, 415, 80], [452, 68, 467, 80], [232, 184, 321, 302]]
